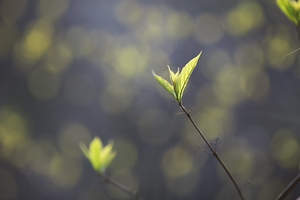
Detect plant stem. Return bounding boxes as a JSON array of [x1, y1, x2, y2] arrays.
[[179, 104, 245, 200], [100, 173, 145, 200], [275, 173, 300, 200]]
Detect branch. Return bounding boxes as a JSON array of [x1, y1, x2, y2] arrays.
[[179, 104, 245, 200], [100, 173, 146, 200], [276, 173, 300, 200]]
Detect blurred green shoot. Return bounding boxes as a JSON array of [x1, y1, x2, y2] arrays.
[[80, 138, 145, 200], [152, 52, 202, 105], [80, 137, 116, 174], [277, 0, 300, 38]]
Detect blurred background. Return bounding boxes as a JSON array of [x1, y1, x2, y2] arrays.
[[0, 0, 300, 199]]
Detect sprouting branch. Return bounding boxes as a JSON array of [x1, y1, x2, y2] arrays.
[[152, 52, 244, 199]]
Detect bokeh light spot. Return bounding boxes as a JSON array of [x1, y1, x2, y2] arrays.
[[271, 130, 300, 169], [201, 49, 232, 79], [220, 146, 254, 180], [59, 122, 91, 159], [226, 1, 265, 36], [46, 43, 73, 73], [194, 107, 233, 140], [99, 83, 132, 114], [15, 20, 53, 66], [166, 11, 193, 39], [114, 46, 147, 78], [161, 145, 193, 178], [239, 70, 270, 101], [139, 8, 165, 41], [49, 154, 81, 188], [0, 107, 28, 157], [110, 139, 138, 171], [27, 140, 57, 175], [234, 42, 264, 67], [267, 33, 296, 70], [213, 66, 245, 106], [194, 12, 225, 45]]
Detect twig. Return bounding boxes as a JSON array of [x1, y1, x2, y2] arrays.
[[179, 103, 245, 200], [100, 173, 145, 200], [276, 173, 300, 200]]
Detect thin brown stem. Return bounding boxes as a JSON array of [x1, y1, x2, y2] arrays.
[[179, 104, 245, 200], [276, 173, 300, 200], [100, 173, 145, 200]]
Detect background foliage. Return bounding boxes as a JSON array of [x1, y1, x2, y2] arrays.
[[0, 0, 299, 199]]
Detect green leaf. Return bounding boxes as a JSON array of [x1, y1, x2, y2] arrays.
[[152, 70, 176, 99], [176, 52, 202, 103], [105, 151, 117, 168], [167, 65, 179, 85], [277, 0, 300, 25], [99, 141, 117, 173], [89, 137, 103, 171], [99, 141, 113, 164], [79, 142, 89, 158]]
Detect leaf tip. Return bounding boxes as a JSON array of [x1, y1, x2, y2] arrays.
[[196, 51, 202, 59], [151, 69, 156, 75], [79, 142, 89, 158]]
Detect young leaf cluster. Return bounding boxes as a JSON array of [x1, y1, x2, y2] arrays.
[[80, 137, 117, 174], [152, 52, 202, 105], [277, 0, 300, 26]]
